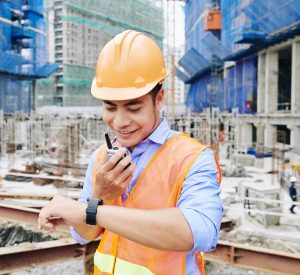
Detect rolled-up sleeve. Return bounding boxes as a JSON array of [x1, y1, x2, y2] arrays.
[[70, 149, 99, 244], [177, 149, 223, 252]]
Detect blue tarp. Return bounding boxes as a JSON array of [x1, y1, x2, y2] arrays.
[[186, 55, 257, 114], [178, 47, 209, 77], [0, 0, 57, 113], [182, 0, 300, 113]]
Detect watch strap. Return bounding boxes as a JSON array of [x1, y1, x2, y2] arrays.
[[86, 198, 103, 225]]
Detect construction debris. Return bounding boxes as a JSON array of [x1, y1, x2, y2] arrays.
[[0, 222, 56, 247]]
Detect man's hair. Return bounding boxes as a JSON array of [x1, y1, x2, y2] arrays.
[[149, 83, 162, 103]]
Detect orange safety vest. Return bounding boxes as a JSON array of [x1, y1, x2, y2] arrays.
[[91, 133, 222, 275]]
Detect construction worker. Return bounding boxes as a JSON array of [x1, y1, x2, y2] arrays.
[[38, 30, 223, 274], [289, 176, 298, 214]]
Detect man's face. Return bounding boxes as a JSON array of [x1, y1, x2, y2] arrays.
[[102, 90, 164, 150]]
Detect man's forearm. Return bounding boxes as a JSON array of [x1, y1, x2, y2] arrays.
[[39, 195, 193, 250], [96, 206, 194, 251], [73, 223, 103, 241]]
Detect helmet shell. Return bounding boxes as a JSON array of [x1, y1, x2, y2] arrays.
[[91, 30, 167, 101]]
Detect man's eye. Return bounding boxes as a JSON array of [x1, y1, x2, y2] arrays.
[[106, 107, 116, 111], [129, 108, 141, 112]]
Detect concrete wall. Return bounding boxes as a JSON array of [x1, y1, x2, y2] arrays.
[[291, 40, 300, 113]]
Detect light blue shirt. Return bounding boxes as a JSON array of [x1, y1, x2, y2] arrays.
[[71, 118, 223, 274]]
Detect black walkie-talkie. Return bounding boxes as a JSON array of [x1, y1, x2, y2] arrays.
[[105, 132, 127, 158]]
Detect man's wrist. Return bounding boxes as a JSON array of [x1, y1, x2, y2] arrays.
[[86, 198, 103, 225]]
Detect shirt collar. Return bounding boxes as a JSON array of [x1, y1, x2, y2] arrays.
[[147, 117, 170, 145]]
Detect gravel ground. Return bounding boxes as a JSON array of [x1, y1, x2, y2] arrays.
[[10, 259, 84, 275], [205, 261, 274, 275], [8, 259, 274, 275]]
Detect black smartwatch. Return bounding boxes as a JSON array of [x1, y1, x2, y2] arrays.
[[86, 198, 103, 226]]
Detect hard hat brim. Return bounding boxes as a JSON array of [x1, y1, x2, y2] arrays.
[[91, 77, 164, 101]]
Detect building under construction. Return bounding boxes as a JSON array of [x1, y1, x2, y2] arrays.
[[177, 0, 300, 153], [37, 0, 163, 107], [0, 0, 57, 114]]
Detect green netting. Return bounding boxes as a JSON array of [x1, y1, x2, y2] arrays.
[[60, 15, 122, 36], [63, 64, 94, 80], [61, 64, 95, 106], [36, 78, 56, 106], [62, 0, 163, 40], [63, 65, 93, 88]]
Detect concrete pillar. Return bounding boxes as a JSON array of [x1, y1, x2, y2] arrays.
[[257, 53, 266, 113], [289, 126, 300, 154], [265, 51, 278, 113], [241, 123, 253, 147], [291, 41, 300, 113], [32, 80, 36, 113], [255, 123, 264, 147], [264, 124, 276, 148], [236, 121, 242, 145], [255, 123, 265, 168]]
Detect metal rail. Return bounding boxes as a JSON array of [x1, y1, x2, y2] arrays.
[[0, 192, 78, 201], [0, 202, 40, 225], [206, 240, 300, 275], [0, 238, 99, 274], [6, 172, 84, 183], [0, 202, 68, 230]]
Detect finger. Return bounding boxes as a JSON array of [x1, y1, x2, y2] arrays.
[[99, 150, 109, 165], [111, 155, 133, 175], [117, 162, 136, 186], [38, 208, 48, 229], [38, 206, 56, 228], [102, 148, 127, 171], [44, 222, 54, 230], [49, 217, 65, 227]]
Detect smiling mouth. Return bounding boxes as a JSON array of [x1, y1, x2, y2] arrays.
[[116, 129, 136, 135]]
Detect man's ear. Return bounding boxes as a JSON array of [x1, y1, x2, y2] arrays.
[[156, 88, 164, 111]]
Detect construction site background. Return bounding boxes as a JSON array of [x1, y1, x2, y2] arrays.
[[177, 0, 300, 114], [1, 0, 300, 274]]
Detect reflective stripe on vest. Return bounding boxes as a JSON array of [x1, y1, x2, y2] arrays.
[[94, 250, 154, 275], [94, 251, 114, 274]]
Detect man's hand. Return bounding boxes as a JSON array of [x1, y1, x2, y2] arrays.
[[38, 195, 86, 232], [93, 148, 136, 202]]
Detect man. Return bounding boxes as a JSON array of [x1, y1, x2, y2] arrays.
[[38, 30, 223, 275], [289, 176, 298, 214]]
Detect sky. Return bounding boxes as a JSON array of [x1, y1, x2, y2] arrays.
[[174, 2, 185, 47], [157, 0, 185, 48]]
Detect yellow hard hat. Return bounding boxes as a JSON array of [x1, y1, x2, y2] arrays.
[[91, 30, 168, 101]]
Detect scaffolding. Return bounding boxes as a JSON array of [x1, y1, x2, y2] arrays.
[[38, 0, 164, 107], [177, 0, 300, 114], [0, 112, 106, 176], [0, 0, 58, 113]]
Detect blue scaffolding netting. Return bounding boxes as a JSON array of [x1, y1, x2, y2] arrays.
[[179, 0, 300, 113], [0, 0, 58, 113]]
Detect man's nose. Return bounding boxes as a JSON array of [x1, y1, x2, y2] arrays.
[[113, 111, 130, 128]]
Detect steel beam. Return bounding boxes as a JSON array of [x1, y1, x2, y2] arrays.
[[206, 240, 300, 274], [0, 191, 78, 200], [0, 238, 99, 274], [0, 202, 40, 224], [0, 202, 68, 230]]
